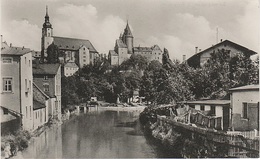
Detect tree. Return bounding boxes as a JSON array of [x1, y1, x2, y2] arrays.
[[46, 43, 60, 63]]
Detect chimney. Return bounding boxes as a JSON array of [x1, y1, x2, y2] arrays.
[[183, 55, 186, 62], [22, 46, 24, 50], [220, 39, 223, 42], [199, 49, 201, 52], [10, 43, 12, 47], [195, 47, 198, 54]]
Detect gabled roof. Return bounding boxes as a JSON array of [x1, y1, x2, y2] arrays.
[[184, 100, 230, 106], [229, 84, 259, 91], [116, 39, 127, 48], [109, 50, 118, 56], [188, 40, 257, 61], [53, 36, 98, 53], [33, 83, 50, 99], [64, 62, 79, 68], [33, 63, 60, 75], [1, 46, 31, 56]]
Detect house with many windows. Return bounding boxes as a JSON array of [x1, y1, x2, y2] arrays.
[[1, 43, 34, 133], [63, 62, 79, 77], [33, 63, 61, 120], [187, 40, 257, 68]]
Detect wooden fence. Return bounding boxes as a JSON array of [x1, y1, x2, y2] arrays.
[[157, 115, 259, 157]]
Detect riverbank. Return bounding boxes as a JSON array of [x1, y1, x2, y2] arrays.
[[99, 105, 146, 113]]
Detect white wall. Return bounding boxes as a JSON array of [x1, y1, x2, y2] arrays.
[[231, 90, 259, 114]]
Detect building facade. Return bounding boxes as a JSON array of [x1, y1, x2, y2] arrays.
[[184, 100, 230, 131], [33, 63, 62, 120], [108, 22, 163, 65], [63, 62, 79, 77], [1, 44, 34, 132], [187, 40, 257, 68], [230, 85, 259, 131], [41, 7, 98, 68], [33, 83, 49, 130]]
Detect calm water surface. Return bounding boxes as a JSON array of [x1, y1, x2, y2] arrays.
[[19, 110, 179, 158]]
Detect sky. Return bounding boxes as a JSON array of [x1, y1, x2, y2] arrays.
[[1, 0, 260, 61]]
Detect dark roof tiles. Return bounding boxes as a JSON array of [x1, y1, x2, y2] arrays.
[[53, 36, 98, 53], [1, 47, 31, 56], [33, 63, 60, 75]]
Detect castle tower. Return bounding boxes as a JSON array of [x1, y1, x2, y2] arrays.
[[122, 21, 133, 54], [41, 6, 54, 61]]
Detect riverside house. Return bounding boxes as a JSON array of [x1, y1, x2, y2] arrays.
[[32, 83, 50, 130], [33, 63, 61, 121], [184, 100, 231, 131], [230, 84, 259, 131], [187, 39, 257, 68], [1, 43, 34, 133]]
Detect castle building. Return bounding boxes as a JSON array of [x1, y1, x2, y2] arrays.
[[108, 22, 162, 65], [41, 7, 98, 69]]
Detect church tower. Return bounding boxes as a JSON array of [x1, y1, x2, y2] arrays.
[[122, 21, 133, 54], [41, 6, 54, 61]]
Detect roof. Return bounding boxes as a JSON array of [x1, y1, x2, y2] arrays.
[[1, 46, 31, 56], [229, 84, 259, 91], [33, 83, 50, 99], [187, 40, 257, 65], [64, 62, 79, 68], [123, 22, 133, 37], [33, 63, 60, 75], [53, 36, 98, 53], [184, 100, 230, 106], [109, 50, 118, 56], [33, 100, 46, 110], [134, 47, 152, 52], [116, 39, 127, 48]]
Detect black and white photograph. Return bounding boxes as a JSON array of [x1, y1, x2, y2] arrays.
[[1, 0, 259, 158]]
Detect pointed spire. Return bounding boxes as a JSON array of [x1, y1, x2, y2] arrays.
[[124, 21, 133, 37], [46, 6, 49, 17], [43, 5, 52, 28]]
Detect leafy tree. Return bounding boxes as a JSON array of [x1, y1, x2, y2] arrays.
[[46, 43, 60, 63]]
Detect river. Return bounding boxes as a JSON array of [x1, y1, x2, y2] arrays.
[[16, 109, 180, 158]]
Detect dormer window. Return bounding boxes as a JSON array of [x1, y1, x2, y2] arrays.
[[83, 48, 85, 50]]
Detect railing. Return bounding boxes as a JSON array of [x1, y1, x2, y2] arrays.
[[227, 130, 259, 140], [157, 115, 259, 156]]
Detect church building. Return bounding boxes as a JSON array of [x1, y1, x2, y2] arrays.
[[108, 22, 162, 65], [41, 7, 99, 71]]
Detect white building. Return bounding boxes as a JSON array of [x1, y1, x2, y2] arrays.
[[1, 43, 34, 132], [64, 62, 79, 77]]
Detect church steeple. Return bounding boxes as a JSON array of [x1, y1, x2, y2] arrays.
[[43, 6, 52, 28], [122, 21, 133, 53]]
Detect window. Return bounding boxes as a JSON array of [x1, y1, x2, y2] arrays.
[[3, 108, 8, 115], [83, 52, 86, 54], [29, 80, 31, 92], [210, 106, 216, 115], [200, 105, 205, 111], [30, 106, 31, 117], [43, 83, 49, 92], [83, 48, 85, 51], [3, 78, 12, 92], [25, 79, 27, 91], [35, 112, 37, 119], [43, 76, 48, 80], [29, 60, 30, 67], [83, 56, 86, 58], [26, 106, 28, 118], [25, 57, 26, 64], [83, 60, 86, 62], [2, 57, 13, 63], [243, 103, 248, 119]]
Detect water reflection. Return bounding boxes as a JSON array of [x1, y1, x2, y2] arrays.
[[18, 110, 179, 158]]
